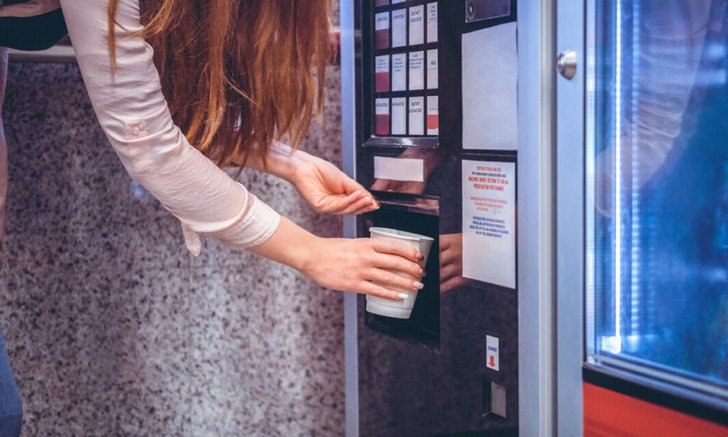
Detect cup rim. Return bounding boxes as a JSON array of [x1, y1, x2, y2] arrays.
[[368, 227, 434, 242]]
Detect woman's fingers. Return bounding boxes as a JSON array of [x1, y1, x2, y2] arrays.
[[358, 280, 407, 301], [371, 251, 423, 278], [440, 262, 460, 282], [440, 247, 459, 266], [337, 193, 377, 215], [371, 239, 422, 263], [364, 266, 422, 292], [315, 190, 362, 213]]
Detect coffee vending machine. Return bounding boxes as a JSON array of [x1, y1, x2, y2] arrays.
[[341, 0, 554, 435], [343, 0, 728, 435]]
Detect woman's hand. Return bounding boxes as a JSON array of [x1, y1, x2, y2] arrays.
[[251, 217, 424, 301], [300, 237, 424, 300], [242, 142, 378, 216], [439, 233, 467, 293], [290, 151, 379, 215]]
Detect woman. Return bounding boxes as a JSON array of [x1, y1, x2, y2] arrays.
[[1, 0, 424, 434]]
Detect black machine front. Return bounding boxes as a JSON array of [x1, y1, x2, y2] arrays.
[[353, 1, 519, 435]]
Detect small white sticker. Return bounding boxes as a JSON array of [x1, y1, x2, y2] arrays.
[[486, 335, 500, 371]]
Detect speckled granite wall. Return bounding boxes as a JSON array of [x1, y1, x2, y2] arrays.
[[0, 58, 345, 435]]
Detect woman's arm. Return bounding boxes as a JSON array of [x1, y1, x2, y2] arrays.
[[60, 0, 280, 254], [59, 0, 423, 298]]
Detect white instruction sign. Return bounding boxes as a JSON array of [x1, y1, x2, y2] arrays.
[[462, 160, 516, 289]]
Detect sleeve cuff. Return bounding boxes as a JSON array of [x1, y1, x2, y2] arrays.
[[180, 188, 281, 255]]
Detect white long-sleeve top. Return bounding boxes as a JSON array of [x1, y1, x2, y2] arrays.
[[59, 0, 281, 255]]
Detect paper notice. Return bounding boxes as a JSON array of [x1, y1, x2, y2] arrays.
[[462, 22, 518, 150], [462, 160, 516, 288]]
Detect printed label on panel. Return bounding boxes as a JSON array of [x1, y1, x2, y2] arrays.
[[391, 97, 407, 135], [375, 98, 390, 136], [374, 12, 390, 50], [408, 96, 424, 136], [427, 49, 438, 89], [391, 9, 407, 48], [375, 55, 390, 93], [409, 5, 425, 46], [427, 3, 438, 43], [391, 53, 407, 92], [486, 335, 500, 371], [426, 96, 439, 136], [408, 51, 425, 91]]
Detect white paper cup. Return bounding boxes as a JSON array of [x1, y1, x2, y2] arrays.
[[366, 227, 434, 319]]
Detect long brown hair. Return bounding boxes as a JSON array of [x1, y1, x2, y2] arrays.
[[108, 0, 331, 168]]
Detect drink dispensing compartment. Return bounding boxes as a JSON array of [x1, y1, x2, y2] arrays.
[[348, 1, 519, 435]]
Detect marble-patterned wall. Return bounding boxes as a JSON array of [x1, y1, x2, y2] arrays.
[[0, 58, 345, 435]]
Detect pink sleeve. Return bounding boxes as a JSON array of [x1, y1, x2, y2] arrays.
[[59, 0, 280, 255]]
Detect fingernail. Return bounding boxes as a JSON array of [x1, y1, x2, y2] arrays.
[[417, 252, 424, 261], [419, 268, 425, 276], [398, 293, 409, 300], [413, 281, 424, 290]]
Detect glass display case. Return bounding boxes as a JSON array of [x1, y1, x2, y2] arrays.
[[586, 0, 728, 406]]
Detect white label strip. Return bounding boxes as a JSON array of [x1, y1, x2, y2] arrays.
[[427, 95, 439, 136], [374, 156, 424, 182], [427, 3, 438, 43], [391, 9, 407, 48], [408, 96, 425, 135], [375, 12, 390, 30], [392, 53, 407, 91], [409, 5, 425, 46], [391, 97, 407, 135], [408, 51, 425, 90], [427, 49, 438, 89]]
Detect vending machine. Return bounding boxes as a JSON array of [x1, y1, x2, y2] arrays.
[[340, 0, 549, 435], [343, 0, 728, 436]]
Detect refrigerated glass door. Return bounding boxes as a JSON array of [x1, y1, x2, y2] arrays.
[[586, 0, 728, 403]]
